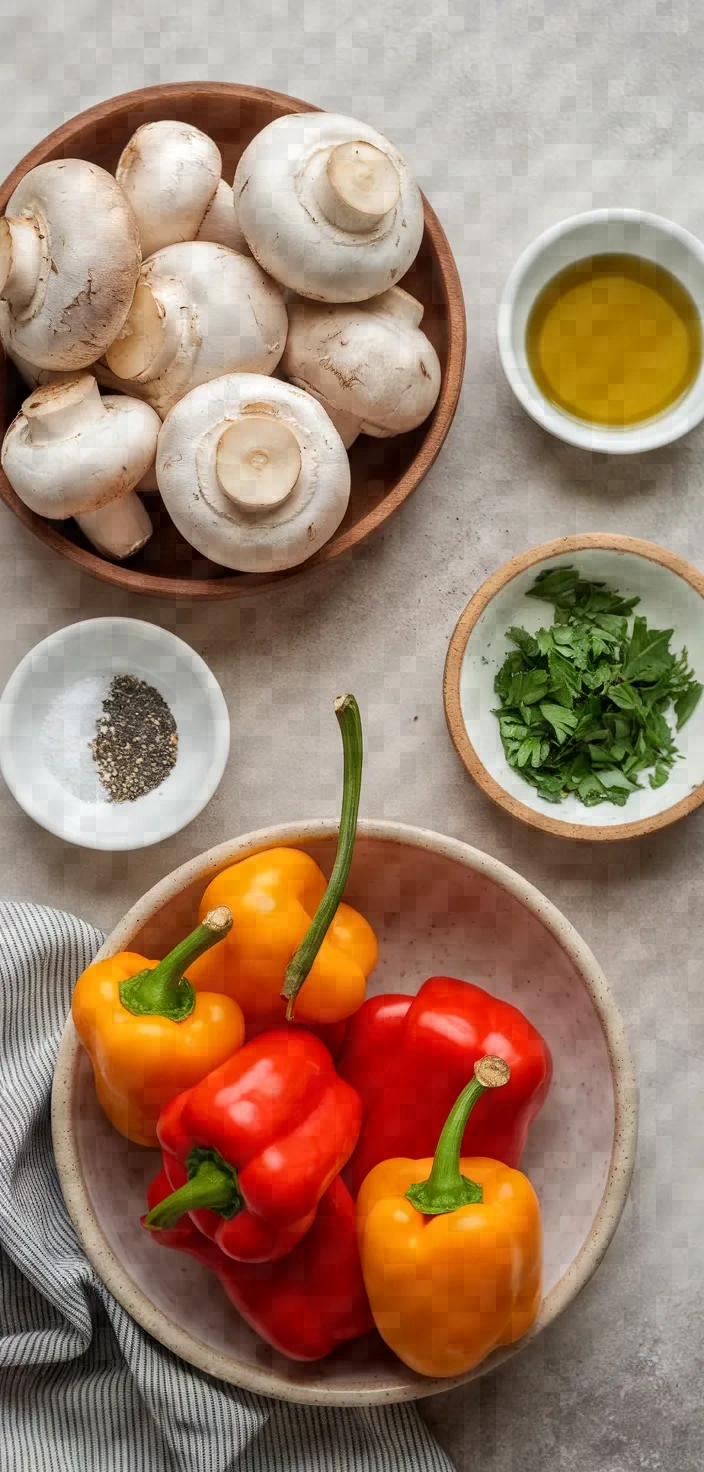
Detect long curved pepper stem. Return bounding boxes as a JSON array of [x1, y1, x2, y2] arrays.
[[281, 694, 363, 1020], [405, 1056, 511, 1215], [119, 907, 233, 1023], [144, 1147, 242, 1231]]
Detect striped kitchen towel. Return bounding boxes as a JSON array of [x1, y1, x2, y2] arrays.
[[0, 901, 453, 1472]]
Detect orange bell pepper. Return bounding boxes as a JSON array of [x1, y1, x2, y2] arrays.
[[356, 1057, 542, 1378], [188, 696, 378, 1025], [72, 907, 245, 1147]]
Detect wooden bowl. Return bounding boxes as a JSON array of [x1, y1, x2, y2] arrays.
[[444, 534, 704, 841], [0, 84, 466, 600], [52, 820, 637, 1405]]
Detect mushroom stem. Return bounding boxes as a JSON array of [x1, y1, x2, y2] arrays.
[[0, 215, 46, 311], [75, 491, 153, 560], [216, 415, 302, 511], [104, 278, 182, 384], [373, 286, 425, 328], [315, 141, 401, 233], [23, 373, 105, 444]]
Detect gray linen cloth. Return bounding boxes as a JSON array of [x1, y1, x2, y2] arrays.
[[0, 901, 453, 1472]]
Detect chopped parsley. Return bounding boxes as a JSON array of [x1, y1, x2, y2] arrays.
[[492, 566, 702, 807]]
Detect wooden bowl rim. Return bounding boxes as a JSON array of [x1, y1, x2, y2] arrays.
[[443, 533, 704, 842], [0, 82, 466, 600], [51, 818, 637, 1405]]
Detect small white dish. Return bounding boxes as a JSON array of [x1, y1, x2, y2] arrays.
[[444, 535, 704, 842], [0, 618, 230, 850], [498, 208, 704, 453]]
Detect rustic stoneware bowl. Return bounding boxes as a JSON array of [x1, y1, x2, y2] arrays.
[[0, 83, 466, 600], [52, 820, 637, 1406], [444, 534, 704, 842]]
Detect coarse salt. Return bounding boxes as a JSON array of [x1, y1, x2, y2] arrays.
[[40, 676, 111, 805]]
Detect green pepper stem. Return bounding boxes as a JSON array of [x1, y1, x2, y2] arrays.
[[119, 907, 233, 1023], [405, 1056, 511, 1215], [281, 694, 363, 1020], [144, 1149, 242, 1231]]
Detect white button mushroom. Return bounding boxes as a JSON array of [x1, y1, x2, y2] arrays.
[[281, 286, 442, 448], [0, 160, 141, 370], [234, 113, 425, 302], [1, 373, 161, 560], [116, 120, 248, 257], [0, 329, 160, 496], [155, 373, 351, 572], [102, 241, 288, 419]]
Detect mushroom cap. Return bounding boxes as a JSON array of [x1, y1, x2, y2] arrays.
[[0, 317, 68, 392], [116, 121, 223, 258], [156, 372, 351, 572], [196, 179, 250, 254], [1, 159, 141, 370], [282, 290, 442, 436], [234, 113, 424, 302], [103, 241, 288, 418], [1, 376, 161, 518]]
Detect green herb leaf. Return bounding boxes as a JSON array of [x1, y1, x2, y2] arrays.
[[506, 626, 540, 659], [649, 764, 671, 789], [536, 628, 554, 656], [675, 682, 703, 730], [539, 702, 579, 743], [597, 769, 640, 792], [622, 618, 675, 683], [578, 773, 607, 803], [548, 650, 582, 707], [509, 669, 550, 706], [516, 737, 545, 768], [527, 567, 580, 603], [608, 683, 644, 716], [592, 612, 629, 639]]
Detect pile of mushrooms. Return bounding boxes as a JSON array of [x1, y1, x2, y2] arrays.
[[0, 110, 442, 569]]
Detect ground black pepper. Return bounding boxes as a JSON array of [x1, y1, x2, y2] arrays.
[[91, 675, 178, 803]]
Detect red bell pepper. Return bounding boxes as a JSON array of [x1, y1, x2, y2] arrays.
[[243, 1016, 347, 1059], [144, 1027, 362, 1262], [338, 977, 552, 1198], [144, 1167, 373, 1361]]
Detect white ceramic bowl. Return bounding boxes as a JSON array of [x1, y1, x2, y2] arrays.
[[0, 618, 230, 850], [52, 821, 637, 1405], [444, 534, 704, 842], [498, 208, 704, 453]]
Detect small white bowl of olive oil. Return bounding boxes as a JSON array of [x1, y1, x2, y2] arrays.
[[498, 209, 704, 453]]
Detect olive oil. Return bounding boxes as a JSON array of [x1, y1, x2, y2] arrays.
[[525, 254, 702, 427]]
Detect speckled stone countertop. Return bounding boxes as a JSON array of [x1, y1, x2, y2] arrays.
[[0, 3, 702, 1467]]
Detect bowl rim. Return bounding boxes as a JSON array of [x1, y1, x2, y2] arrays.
[[0, 81, 467, 600], [0, 615, 231, 850], [51, 817, 638, 1406], [443, 532, 704, 841], [497, 206, 704, 454]]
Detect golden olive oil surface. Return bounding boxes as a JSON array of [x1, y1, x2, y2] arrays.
[[526, 254, 702, 426]]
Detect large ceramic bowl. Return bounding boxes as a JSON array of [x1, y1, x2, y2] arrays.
[[0, 83, 466, 600], [52, 821, 637, 1406]]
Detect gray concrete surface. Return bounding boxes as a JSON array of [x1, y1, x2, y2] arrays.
[[0, 2, 702, 1467]]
